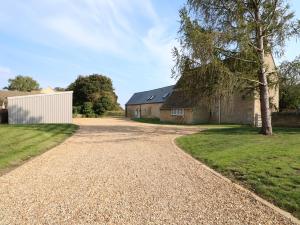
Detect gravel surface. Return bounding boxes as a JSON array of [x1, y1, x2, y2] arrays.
[[0, 118, 297, 225]]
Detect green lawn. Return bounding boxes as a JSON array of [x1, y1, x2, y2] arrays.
[[176, 127, 300, 219], [0, 124, 78, 175]]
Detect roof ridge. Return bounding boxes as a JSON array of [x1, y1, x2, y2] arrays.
[[133, 85, 175, 95]]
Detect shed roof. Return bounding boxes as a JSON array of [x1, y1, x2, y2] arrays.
[[126, 85, 175, 105], [0, 90, 41, 105]]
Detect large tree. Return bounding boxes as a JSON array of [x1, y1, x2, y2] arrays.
[[6, 75, 40, 92], [279, 56, 300, 110], [67, 74, 121, 116], [174, 0, 300, 135]]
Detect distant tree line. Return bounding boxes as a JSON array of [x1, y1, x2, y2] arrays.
[[279, 56, 300, 111], [3, 74, 122, 117], [4, 75, 40, 92]]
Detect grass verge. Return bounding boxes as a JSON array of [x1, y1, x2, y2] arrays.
[[0, 124, 78, 175], [176, 126, 300, 219]]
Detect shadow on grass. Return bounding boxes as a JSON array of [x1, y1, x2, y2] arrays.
[[0, 124, 78, 176], [198, 126, 300, 135], [3, 124, 78, 135]]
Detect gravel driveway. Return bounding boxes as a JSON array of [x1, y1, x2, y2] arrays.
[[0, 118, 297, 225]]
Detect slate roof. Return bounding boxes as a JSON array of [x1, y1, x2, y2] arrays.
[[126, 85, 175, 105]]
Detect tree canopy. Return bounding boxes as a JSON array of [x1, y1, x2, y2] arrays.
[[67, 74, 121, 116], [174, 0, 300, 135], [6, 75, 40, 92], [279, 56, 300, 110]]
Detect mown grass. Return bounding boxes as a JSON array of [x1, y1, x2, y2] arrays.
[[0, 124, 78, 175], [176, 127, 300, 219]]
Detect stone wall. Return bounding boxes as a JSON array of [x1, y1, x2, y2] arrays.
[[209, 94, 256, 125], [160, 109, 194, 124], [126, 103, 163, 119], [272, 113, 300, 127], [191, 104, 211, 124]]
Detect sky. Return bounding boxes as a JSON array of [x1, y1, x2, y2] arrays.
[[0, 0, 300, 107]]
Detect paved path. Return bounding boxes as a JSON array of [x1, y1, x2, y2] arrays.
[[0, 118, 297, 225]]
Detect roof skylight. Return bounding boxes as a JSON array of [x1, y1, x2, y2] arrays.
[[162, 92, 170, 98], [147, 95, 155, 101]]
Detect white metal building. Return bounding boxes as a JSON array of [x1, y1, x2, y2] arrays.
[[7, 91, 73, 124]]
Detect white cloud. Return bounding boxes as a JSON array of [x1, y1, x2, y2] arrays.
[[143, 25, 177, 65], [0, 0, 175, 58], [0, 0, 178, 89], [40, 0, 159, 56]]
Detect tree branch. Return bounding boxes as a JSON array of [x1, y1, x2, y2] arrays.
[[238, 77, 264, 85], [248, 42, 262, 51], [215, 47, 258, 64]]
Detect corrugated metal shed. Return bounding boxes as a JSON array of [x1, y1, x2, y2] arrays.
[[7, 92, 73, 124], [0, 90, 41, 106], [126, 85, 174, 105]]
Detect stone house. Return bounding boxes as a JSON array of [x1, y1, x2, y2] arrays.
[[126, 56, 279, 126]]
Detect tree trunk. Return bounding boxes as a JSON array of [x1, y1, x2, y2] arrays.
[[258, 65, 273, 135], [256, 11, 273, 135]]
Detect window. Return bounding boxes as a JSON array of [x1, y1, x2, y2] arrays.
[[171, 108, 184, 116]]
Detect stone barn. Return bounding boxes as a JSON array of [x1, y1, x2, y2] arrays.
[[126, 55, 279, 126], [125, 86, 174, 119]]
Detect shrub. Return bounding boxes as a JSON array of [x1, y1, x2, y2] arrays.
[[81, 102, 95, 117], [93, 96, 114, 115], [72, 106, 82, 115]]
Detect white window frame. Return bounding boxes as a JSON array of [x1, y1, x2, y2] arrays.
[[171, 108, 184, 116]]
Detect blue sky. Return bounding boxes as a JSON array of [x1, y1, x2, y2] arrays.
[[0, 0, 299, 107]]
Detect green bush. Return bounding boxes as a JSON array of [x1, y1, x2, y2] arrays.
[[72, 106, 82, 115], [93, 96, 114, 115], [82, 102, 95, 117]]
